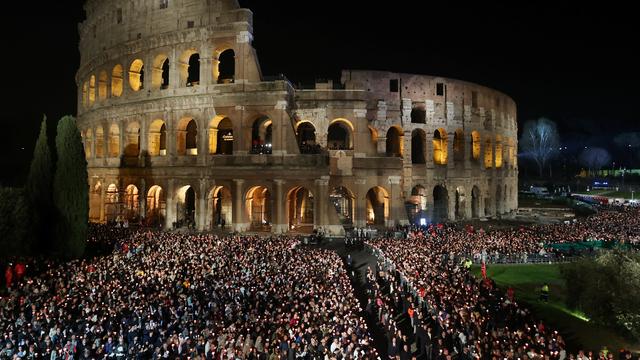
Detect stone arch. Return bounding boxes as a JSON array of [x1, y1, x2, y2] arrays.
[[246, 186, 271, 231], [296, 121, 317, 153], [98, 70, 108, 101], [105, 183, 119, 222], [366, 186, 389, 226], [369, 126, 379, 149], [386, 126, 403, 157], [433, 185, 449, 223], [411, 104, 426, 124], [471, 130, 481, 161], [330, 186, 355, 225], [471, 185, 481, 218], [209, 115, 233, 155], [108, 123, 120, 157], [455, 186, 466, 220], [328, 119, 354, 150], [411, 129, 426, 164], [88, 75, 96, 105], [217, 48, 235, 83], [84, 128, 93, 159], [208, 186, 232, 229], [128, 59, 144, 91], [148, 119, 167, 156], [453, 129, 464, 163], [176, 185, 196, 227], [407, 185, 427, 224], [177, 118, 198, 155], [95, 126, 104, 158], [89, 181, 102, 222], [111, 64, 124, 97], [495, 135, 503, 168], [82, 81, 88, 108], [433, 128, 448, 165], [124, 122, 141, 157], [495, 185, 503, 215], [124, 184, 140, 220], [179, 49, 200, 86], [151, 54, 170, 90], [250, 116, 273, 154], [287, 186, 314, 232], [484, 137, 493, 168], [146, 185, 166, 226]]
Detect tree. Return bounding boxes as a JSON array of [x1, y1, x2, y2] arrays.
[[26, 115, 53, 253], [519, 118, 560, 177], [53, 116, 88, 258], [579, 147, 611, 176]]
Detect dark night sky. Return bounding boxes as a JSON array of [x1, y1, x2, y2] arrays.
[[1, 1, 637, 185]]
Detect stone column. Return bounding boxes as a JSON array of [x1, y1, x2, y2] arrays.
[[99, 179, 106, 223], [448, 187, 456, 221], [139, 178, 146, 220], [232, 179, 246, 232], [388, 176, 408, 226], [169, 48, 180, 90], [272, 179, 287, 233], [426, 129, 434, 169], [165, 179, 175, 229], [139, 118, 149, 160], [314, 178, 329, 227], [199, 45, 213, 86], [354, 179, 367, 228], [464, 132, 472, 170], [447, 133, 455, 170], [197, 178, 207, 231], [272, 104, 287, 156]]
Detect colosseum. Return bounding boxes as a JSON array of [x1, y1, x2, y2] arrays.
[[77, 0, 518, 234]]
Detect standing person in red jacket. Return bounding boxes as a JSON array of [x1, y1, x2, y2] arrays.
[[14, 262, 26, 281], [5, 264, 13, 290]]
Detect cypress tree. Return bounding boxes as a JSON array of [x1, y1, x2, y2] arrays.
[[53, 116, 88, 258], [26, 115, 53, 253]]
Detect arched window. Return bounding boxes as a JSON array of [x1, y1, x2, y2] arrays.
[[433, 185, 448, 223], [471, 130, 480, 161], [217, 49, 235, 83], [297, 122, 318, 154], [433, 129, 448, 165], [111, 64, 124, 97], [98, 71, 108, 101], [89, 75, 96, 105], [386, 126, 403, 157], [149, 120, 167, 156], [411, 129, 426, 164], [246, 186, 271, 231], [366, 186, 389, 226], [186, 120, 197, 154], [187, 53, 200, 86], [95, 126, 104, 158], [484, 138, 493, 168], [327, 120, 353, 150], [124, 122, 141, 157], [330, 186, 354, 225], [250, 117, 272, 154], [287, 187, 314, 232], [495, 135, 503, 168], [108, 123, 120, 157], [129, 59, 144, 91], [209, 116, 233, 155], [152, 55, 170, 90], [408, 185, 427, 224]]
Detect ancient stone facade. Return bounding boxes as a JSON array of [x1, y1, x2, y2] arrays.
[[77, 0, 518, 234]]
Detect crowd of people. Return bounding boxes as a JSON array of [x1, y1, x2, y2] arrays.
[[364, 208, 640, 359], [1, 231, 377, 359]]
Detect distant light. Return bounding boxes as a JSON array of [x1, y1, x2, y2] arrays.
[[419, 218, 427, 226]]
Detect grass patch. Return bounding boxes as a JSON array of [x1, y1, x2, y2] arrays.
[[470, 264, 638, 353]]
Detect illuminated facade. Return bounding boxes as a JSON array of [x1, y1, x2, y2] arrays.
[[77, 0, 518, 233]]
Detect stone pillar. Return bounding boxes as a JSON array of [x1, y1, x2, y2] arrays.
[[448, 187, 456, 221], [139, 118, 149, 159], [143, 54, 153, 92], [272, 179, 287, 233], [377, 136, 387, 155], [165, 179, 175, 229], [272, 104, 287, 156], [99, 179, 106, 223], [314, 177, 329, 227], [212, 55, 220, 83], [232, 179, 246, 232], [388, 176, 408, 226], [447, 132, 455, 170], [354, 179, 367, 228], [139, 178, 146, 220], [199, 45, 213, 86], [169, 48, 180, 90], [464, 132, 472, 170], [197, 178, 207, 230], [426, 129, 434, 169]]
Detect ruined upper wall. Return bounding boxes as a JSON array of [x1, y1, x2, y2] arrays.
[[78, 0, 249, 68], [341, 70, 517, 131]]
